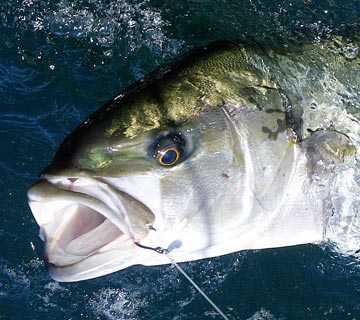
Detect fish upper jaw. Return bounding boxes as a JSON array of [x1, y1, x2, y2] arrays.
[[27, 175, 161, 281]]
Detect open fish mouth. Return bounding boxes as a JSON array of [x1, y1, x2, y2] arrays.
[[27, 176, 156, 271]]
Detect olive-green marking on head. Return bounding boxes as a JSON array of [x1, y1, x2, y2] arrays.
[[106, 94, 165, 139], [262, 118, 286, 140], [102, 43, 282, 140]]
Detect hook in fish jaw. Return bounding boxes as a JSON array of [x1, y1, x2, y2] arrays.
[[134, 241, 169, 255]]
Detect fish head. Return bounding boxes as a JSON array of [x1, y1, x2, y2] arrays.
[[27, 106, 245, 281], [27, 43, 293, 281]]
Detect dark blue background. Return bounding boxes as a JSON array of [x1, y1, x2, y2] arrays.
[[1, 1, 360, 319]]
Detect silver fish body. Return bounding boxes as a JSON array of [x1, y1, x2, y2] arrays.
[[28, 41, 356, 281]]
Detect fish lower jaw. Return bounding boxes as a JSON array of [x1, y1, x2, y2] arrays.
[[42, 203, 138, 267], [46, 235, 136, 267]]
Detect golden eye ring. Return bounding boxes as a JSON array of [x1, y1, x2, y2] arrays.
[[156, 146, 182, 166]]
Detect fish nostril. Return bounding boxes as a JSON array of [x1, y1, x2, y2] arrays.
[[68, 178, 78, 183]]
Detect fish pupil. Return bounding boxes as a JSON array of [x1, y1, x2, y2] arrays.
[[161, 149, 178, 165], [151, 132, 186, 166]]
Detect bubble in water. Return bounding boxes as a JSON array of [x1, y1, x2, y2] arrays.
[[342, 43, 358, 60], [87, 287, 145, 320]]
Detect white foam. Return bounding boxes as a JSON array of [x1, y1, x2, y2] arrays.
[[87, 287, 145, 319], [247, 309, 278, 320], [300, 77, 360, 256], [40, 0, 182, 58]]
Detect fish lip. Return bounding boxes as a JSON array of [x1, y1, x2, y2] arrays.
[[28, 176, 155, 269]]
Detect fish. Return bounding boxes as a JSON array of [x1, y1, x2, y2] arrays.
[[27, 40, 357, 282]]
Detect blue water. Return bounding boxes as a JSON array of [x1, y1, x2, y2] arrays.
[[1, 0, 360, 319]]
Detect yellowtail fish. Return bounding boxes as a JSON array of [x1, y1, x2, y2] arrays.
[[28, 41, 356, 282]]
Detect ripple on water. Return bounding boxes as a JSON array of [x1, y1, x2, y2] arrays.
[[0, 103, 86, 180], [0, 62, 53, 92]]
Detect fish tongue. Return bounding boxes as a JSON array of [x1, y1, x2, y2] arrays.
[[65, 219, 124, 256], [53, 192, 154, 259], [45, 203, 123, 266]]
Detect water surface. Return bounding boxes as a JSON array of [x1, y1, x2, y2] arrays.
[[1, 1, 360, 319]]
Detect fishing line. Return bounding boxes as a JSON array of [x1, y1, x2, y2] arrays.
[[134, 242, 231, 320]]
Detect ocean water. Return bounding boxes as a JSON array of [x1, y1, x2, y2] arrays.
[[1, 0, 360, 319]]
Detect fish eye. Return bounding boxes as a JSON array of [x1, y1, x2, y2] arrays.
[[156, 146, 182, 166], [152, 132, 185, 167]]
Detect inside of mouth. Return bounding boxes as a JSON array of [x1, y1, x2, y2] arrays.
[[59, 204, 126, 256]]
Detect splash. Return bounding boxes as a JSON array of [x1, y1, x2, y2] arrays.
[[327, 164, 360, 254], [299, 68, 360, 256], [247, 309, 280, 320], [2, 0, 183, 82], [87, 287, 145, 320]]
